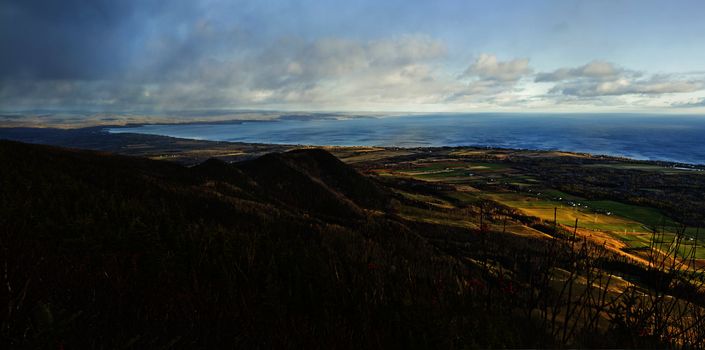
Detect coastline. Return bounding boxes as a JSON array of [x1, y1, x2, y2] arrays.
[[2, 124, 704, 169], [104, 114, 705, 166]]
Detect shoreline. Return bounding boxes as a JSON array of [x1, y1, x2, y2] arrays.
[[105, 128, 705, 168], [1, 124, 704, 168]]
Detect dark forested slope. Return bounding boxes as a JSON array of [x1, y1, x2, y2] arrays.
[[0, 141, 483, 348]]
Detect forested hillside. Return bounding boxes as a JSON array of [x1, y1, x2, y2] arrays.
[[1, 141, 703, 348]]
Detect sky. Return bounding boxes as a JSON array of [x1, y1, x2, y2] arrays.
[[1, 0, 705, 114]]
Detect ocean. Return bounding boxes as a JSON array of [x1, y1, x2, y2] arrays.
[[109, 113, 705, 165]]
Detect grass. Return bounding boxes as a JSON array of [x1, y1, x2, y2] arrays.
[[585, 200, 673, 228], [448, 150, 490, 156], [485, 193, 658, 233], [335, 149, 414, 163], [443, 191, 482, 204], [396, 204, 478, 229], [407, 162, 509, 174], [609, 232, 654, 249], [540, 189, 585, 201], [609, 230, 705, 258], [394, 189, 455, 209], [411, 162, 468, 172], [414, 170, 476, 180], [675, 240, 705, 259], [581, 163, 698, 174]]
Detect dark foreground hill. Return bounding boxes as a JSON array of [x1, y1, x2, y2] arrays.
[[1, 140, 701, 349], [0, 141, 473, 348]]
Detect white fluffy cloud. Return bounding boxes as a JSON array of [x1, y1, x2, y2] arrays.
[[536, 61, 703, 98], [461, 54, 532, 83], [447, 54, 533, 103]]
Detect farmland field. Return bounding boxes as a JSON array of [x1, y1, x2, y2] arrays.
[[345, 146, 705, 264]]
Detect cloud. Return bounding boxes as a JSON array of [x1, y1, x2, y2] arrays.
[[553, 77, 701, 97], [228, 35, 449, 105], [535, 60, 626, 82], [0, 34, 453, 110], [248, 35, 445, 89], [0, 0, 194, 80], [2, 1, 705, 113], [537, 61, 703, 98], [672, 97, 705, 108], [461, 54, 532, 83], [446, 54, 532, 102]]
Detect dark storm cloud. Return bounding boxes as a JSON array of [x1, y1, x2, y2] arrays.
[[0, 0, 191, 80]]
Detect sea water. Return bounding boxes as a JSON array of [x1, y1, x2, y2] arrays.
[[109, 113, 705, 165]]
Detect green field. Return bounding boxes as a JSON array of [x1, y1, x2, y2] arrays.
[[585, 200, 673, 228], [540, 189, 585, 201], [487, 193, 640, 230], [484, 191, 705, 257], [396, 204, 478, 229], [372, 154, 705, 263], [582, 163, 700, 174]]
